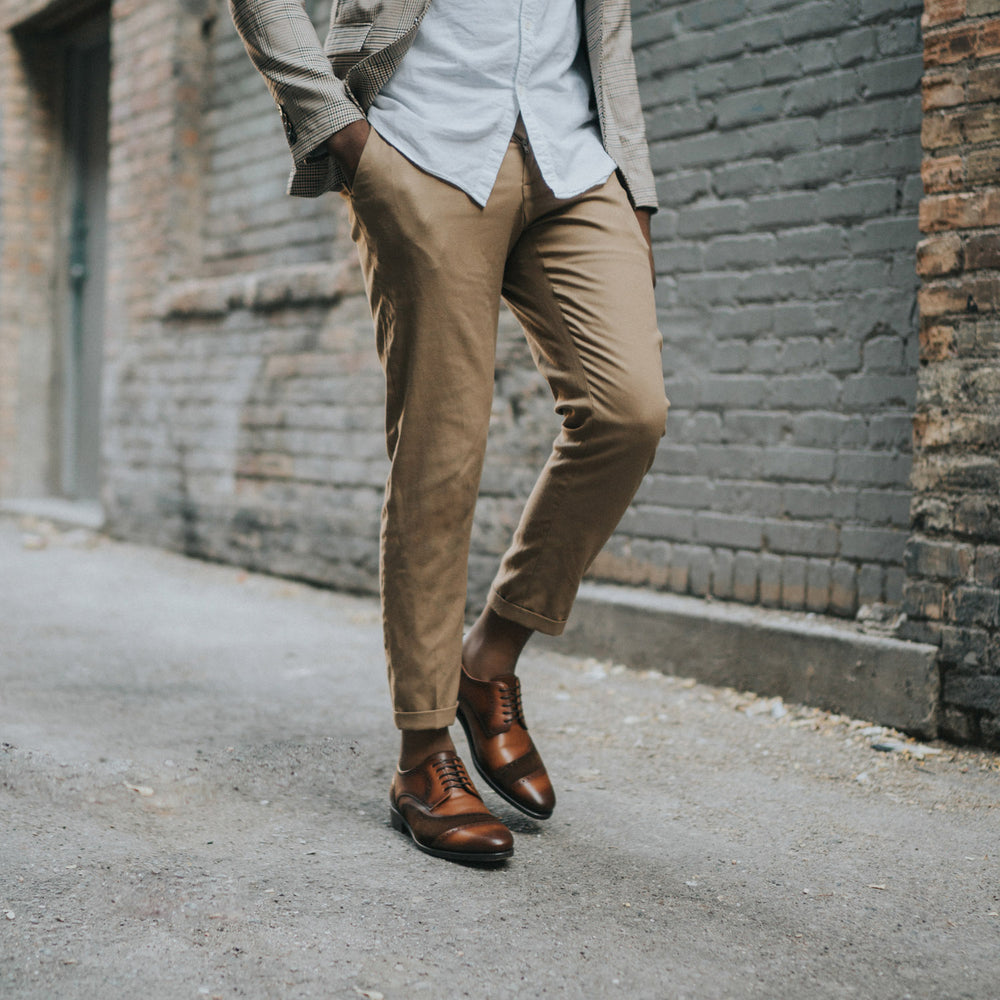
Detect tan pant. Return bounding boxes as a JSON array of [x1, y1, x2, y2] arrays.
[[347, 128, 668, 730]]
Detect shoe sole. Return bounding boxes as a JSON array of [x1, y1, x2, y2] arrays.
[[456, 708, 554, 821], [389, 805, 514, 864]]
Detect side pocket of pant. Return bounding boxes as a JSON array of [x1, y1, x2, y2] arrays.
[[346, 126, 383, 202]]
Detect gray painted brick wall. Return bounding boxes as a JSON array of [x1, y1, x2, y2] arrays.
[[201, 0, 344, 275], [101, 1, 925, 624], [595, 0, 925, 616]]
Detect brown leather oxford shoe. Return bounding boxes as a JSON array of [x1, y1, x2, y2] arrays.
[[389, 750, 514, 863], [457, 665, 556, 820]]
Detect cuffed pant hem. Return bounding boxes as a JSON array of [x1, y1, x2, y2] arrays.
[[393, 704, 458, 732], [488, 588, 567, 637]]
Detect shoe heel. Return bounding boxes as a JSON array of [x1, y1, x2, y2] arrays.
[[389, 805, 407, 833]]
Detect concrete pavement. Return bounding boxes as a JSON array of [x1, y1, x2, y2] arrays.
[[1, 516, 997, 999]]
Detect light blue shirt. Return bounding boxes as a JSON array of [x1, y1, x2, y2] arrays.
[[367, 0, 617, 207]]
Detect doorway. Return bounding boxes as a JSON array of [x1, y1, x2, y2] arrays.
[[58, 14, 110, 501]]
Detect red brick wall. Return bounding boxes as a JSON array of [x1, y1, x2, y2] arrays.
[[906, 0, 1000, 745], [0, 3, 62, 496]]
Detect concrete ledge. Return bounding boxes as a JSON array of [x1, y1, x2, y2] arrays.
[[550, 583, 940, 739], [155, 259, 365, 319], [1, 498, 104, 530]]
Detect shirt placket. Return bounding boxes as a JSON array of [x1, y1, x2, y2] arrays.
[[514, 0, 538, 133]]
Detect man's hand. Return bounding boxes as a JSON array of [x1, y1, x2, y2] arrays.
[[325, 119, 372, 187], [635, 208, 656, 287]]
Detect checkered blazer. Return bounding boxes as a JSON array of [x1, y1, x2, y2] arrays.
[[230, 0, 658, 210]]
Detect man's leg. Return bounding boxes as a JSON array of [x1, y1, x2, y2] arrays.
[[462, 164, 667, 681], [348, 130, 525, 748], [455, 153, 667, 821], [347, 131, 536, 860], [483, 168, 668, 647]]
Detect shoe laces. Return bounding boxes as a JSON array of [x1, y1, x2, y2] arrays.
[[499, 679, 527, 729], [433, 755, 477, 795]]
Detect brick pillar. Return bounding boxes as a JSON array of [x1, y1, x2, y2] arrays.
[[104, 0, 212, 326], [0, 24, 31, 496], [100, 0, 215, 525], [909, 0, 1000, 746], [0, 6, 70, 498]]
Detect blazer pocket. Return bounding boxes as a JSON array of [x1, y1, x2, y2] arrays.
[[326, 22, 374, 75]]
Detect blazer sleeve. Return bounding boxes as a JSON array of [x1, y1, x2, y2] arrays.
[[591, 0, 658, 213], [229, 0, 365, 166]]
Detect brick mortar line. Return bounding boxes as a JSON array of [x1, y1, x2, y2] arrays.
[[641, 73, 926, 94], [922, 144, 1000, 154], [924, 54, 1000, 74], [918, 225, 1000, 237], [649, 138, 923, 161], [924, 99, 1000, 112], [923, 14, 1000, 36], [920, 186, 1000, 197], [634, 14, 927, 37], [918, 274, 1000, 288]]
